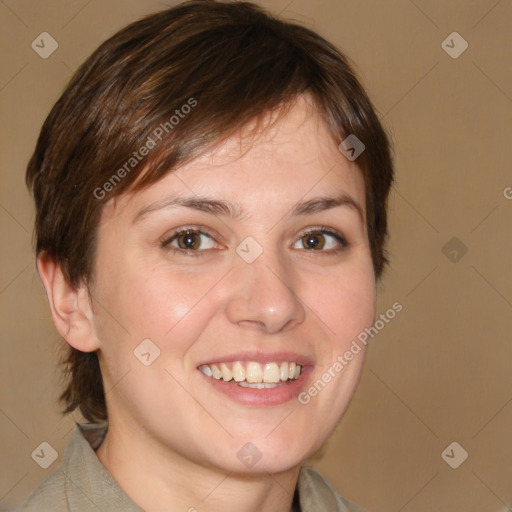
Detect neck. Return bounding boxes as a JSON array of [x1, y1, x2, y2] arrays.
[[95, 419, 302, 512]]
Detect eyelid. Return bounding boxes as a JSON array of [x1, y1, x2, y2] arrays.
[[160, 226, 224, 252], [294, 225, 348, 246]]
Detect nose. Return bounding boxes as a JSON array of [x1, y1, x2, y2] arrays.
[[225, 250, 306, 334]]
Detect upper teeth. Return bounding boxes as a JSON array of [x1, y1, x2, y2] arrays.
[[199, 361, 302, 384]]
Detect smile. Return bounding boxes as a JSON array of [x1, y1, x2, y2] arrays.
[[199, 361, 303, 388]]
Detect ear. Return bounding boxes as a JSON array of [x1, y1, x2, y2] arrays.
[[37, 252, 100, 352]]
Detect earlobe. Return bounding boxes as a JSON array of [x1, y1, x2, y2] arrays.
[[36, 253, 100, 353]]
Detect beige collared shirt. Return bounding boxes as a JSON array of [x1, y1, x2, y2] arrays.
[[13, 423, 364, 512]]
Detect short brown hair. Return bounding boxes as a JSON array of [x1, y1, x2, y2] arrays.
[[26, 0, 394, 423]]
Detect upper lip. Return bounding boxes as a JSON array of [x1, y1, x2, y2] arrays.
[[197, 351, 314, 367]]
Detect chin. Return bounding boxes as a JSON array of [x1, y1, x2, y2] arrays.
[[205, 436, 319, 476]]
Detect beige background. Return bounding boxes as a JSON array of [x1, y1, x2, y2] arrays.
[[1, 0, 511, 511]]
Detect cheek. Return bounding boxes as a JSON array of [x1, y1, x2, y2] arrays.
[[97, 260, 225, 347], [307, 261, 376, 348]]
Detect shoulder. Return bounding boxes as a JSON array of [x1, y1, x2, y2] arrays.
[[12, 423, 142, 512], [10, 465, 69, 512], [298, 466, 366, 512]]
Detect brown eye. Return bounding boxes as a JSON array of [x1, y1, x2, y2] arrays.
[[176, 231, 201, 250], [163, 230, 216, 252], [292, 229, 348, 252], [301, 232, 326, 250]]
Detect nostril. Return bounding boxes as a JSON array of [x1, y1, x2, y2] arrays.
[[236, 319, 267, 329]]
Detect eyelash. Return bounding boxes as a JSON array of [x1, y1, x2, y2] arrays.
[[296, 226, 349, 254], [160, 227, 217, 258], [160, 225, 349, 257]]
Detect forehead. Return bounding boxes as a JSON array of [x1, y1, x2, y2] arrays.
[[105, 96, 366, 221]]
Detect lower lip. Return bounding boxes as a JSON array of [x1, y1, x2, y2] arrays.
[[198, 366, 313, 406]]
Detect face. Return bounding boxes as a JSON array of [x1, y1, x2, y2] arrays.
[[89, 95, 376, 474]]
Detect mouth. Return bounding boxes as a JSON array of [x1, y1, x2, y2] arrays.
[[198, 361, 303, 388], [197, 356, 312, 406]]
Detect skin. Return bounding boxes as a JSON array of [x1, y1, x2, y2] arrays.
[[38, 94, 376, 512]]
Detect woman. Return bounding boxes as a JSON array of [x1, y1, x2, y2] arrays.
[[16, 1, 394, 510]]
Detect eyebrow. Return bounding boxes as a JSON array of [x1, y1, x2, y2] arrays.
[[132, 192, 365, 224]]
